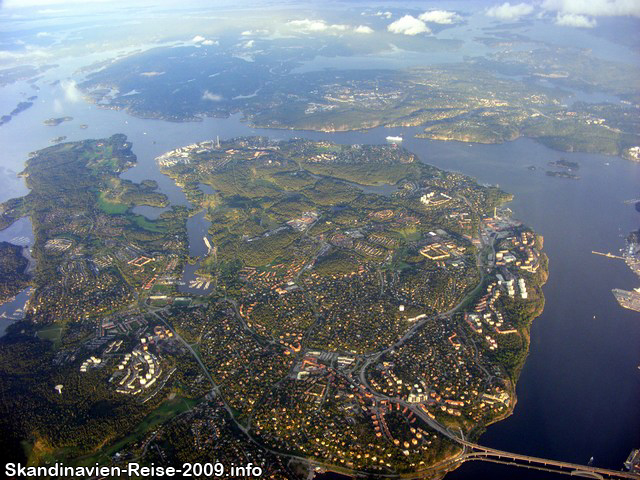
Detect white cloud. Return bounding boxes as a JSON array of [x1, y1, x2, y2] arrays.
[[486, 2, 534, 20], [542, 0, 640, 18], [36, 31, 53, 37], [192, 35, 217, 46], [555, 12, 597, 27], [387, 15, 431, 35], [202, 90, 223, 102], [287, 19, 373, 35], [61, 80, 81, 102], [419, 10, 461, 24], [241, 29, 269, 36], [140, 71, 165, 77], [243, 40, 255, 49], [287, 19, 349, 33], [354, 25, 374, 34], [374, 11, 393, 19]]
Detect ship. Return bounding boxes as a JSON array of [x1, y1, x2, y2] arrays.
[[612, 288, 640, 313], [385, 135, 403, 144], [203, 236, 212, 254]]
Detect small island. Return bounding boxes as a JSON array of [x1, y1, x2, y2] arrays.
[[548, 158, 579, 170], [43, 116, 73, 126], [546, 170, 580, 179], [0, 100, 36, 126]]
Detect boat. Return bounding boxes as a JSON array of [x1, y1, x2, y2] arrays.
[[385, 135, 403, 144]]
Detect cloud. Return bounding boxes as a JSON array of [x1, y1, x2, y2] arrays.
[[354, 25, 374, 34], [555, 12, 597, 27], [486, 2, 534, 20], [419, 10, 461, 24], [140, 71, 165, 77], [287, 19, 349, 33], [241, 29, 269, 36], [374, 11, 392, 19], [242, 40, 255, 49], [36, 31, 53, 37], [541, 0, 640, 18], [192, 35, 216, 46], [287, 19, 372, 35], [387, 15, 431, 35], [202, 91, 223, 102], [61, 80, 81, 102]]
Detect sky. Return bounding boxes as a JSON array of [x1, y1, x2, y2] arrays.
[[2, 0, 639, 33]]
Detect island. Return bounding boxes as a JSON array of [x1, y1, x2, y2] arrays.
[[78, 43, 640, 160], [43, 116, 73, 126], [0, 100, 36, 126], [0, 136, 547, 478], [0, 64, 56, 87], [548, 159, 579, 170], [545, 170, 580, 179]]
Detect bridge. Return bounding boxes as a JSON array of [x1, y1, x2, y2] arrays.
[[399, 403, 639, 479], [455, 442, 639, 479]]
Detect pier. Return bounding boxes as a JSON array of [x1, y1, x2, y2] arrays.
[[592, 251, 625, 260]]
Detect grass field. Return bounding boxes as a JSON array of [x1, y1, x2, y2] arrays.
[[36, 324, 64, 349], [97, 191, 128, 215], [133, 214, 165, 233]]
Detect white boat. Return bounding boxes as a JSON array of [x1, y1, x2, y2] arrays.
[[386, 135, 403, 143]]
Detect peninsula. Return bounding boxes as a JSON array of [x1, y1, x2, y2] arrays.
[[0, 136, 547, 477]]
